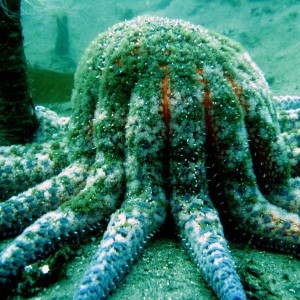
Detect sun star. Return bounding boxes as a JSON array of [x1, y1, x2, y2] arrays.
[[1, 16, 300, 300]]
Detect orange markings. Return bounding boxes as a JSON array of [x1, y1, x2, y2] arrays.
[[114, 59, 123, 67], [267, 214, 300, 238], [290, 227, 300, 237], [159, 66, 171, 132], [87, 123, 94, 137], [203, 88, 212, 110], [196, 68, 204, 75], [196, 68, 214, 137], [226, 75, 249, 110], [130, 46, 142, 56], [196, 68, 207, 84], [196, 68, 212, 109]]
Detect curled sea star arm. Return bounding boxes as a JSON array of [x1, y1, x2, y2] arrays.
[[0, 24, 131, 289], [0, 154, 124, 292], [204, 71, 300, 253], [33, 106, 69, 144], [0, 76, 128, 292], [66, 29, 115, 163], [276, 96, 300, 177], [0, 161, 89, 238], [0, 209, 86, 289], [238, 88, 300, 214], [0, 106, 69, 199], [1, 25, 140, 295]]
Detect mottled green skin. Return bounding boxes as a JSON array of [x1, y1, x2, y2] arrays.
[[66, 17, 300, 299], [1, 17, 300, 300], [276, 96, 300, 177], [0, 106, 69, 199], [66, 16, 286, 213]]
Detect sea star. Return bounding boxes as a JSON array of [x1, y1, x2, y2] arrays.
[[1, 16, 300, 300]]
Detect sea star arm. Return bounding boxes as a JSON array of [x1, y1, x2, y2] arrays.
[[0, 77, 128, 292], [0, 209, 87, 290], [164, 68, 246, 299], [205, 71, 300, 254], [75, 77, 168, 299], [0, 153, 124, 293], [0, 161, 89, 238], [0, 107, 69, 199], [276, 96, 300, 177], [172, 196, 246, 300], [275, 95, 300, 111], [170, 138, 247, 300]]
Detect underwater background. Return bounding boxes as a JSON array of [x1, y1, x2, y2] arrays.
[[6, 0, 300, 299]]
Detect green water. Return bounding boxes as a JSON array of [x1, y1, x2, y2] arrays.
[[2, 0, 300, 299]]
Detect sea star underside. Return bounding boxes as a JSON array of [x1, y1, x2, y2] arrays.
[[1, 16, 300, 300]]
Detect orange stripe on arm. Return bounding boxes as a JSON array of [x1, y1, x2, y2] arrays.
[[159, 66, 171, 130], [226, 75, 248, 110], [196, 68, 213, 133]]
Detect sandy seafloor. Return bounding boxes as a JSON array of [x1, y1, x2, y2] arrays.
[[2, 0, 300, 299]]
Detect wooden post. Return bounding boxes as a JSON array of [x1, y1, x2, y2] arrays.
[[0, 0, 38, 145]]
